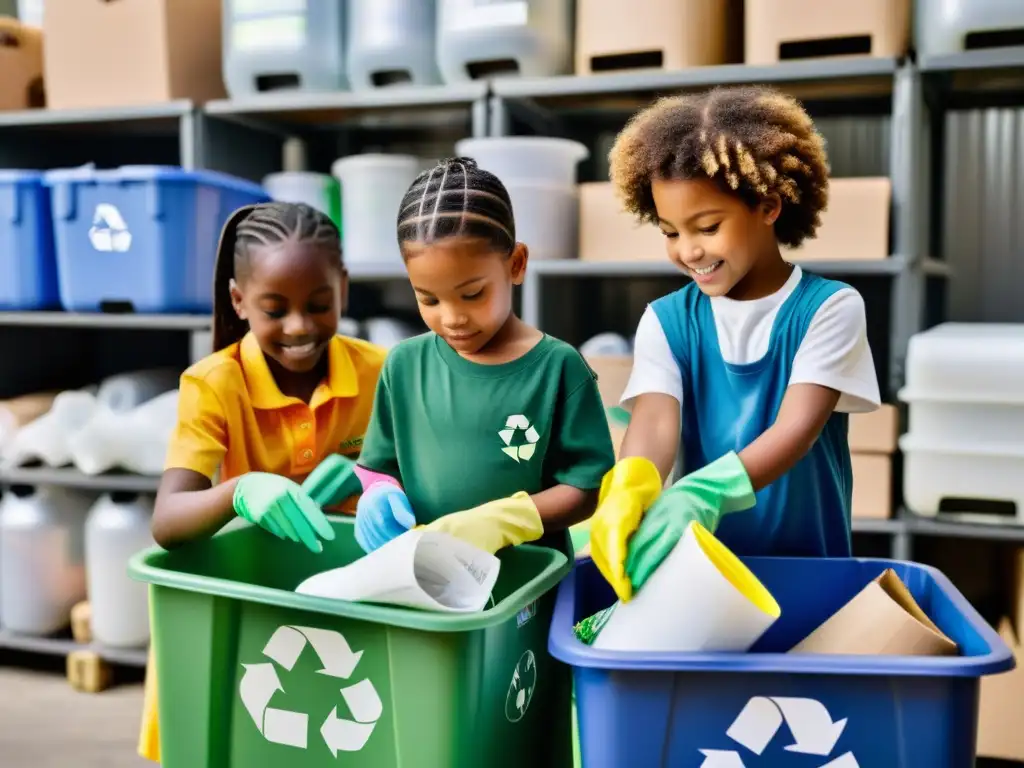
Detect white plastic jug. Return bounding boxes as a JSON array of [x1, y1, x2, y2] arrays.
[[0, 485, 92, 635], [85, 493, 156, 648], [346, 0, 442, 89], [68, 390, 179, 477], [332, 154, 420, 265], [1, 389, 99, 468]]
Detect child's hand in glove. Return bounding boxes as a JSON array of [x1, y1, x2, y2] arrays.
[[301, 453, 363, 510], [625, 451, 755, 593], [588, 457, 664, 602], [424, 492, 543, 554], [354, 482, 416, 553], [233, 472, 336, 553]]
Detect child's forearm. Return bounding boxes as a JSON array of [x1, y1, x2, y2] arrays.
[[151, 470, 240, 549], [619, 393, 681, 483], [738, 383, 841, 491], [529, 485, 598, 531]]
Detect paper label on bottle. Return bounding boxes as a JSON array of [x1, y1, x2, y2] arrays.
[[232, 15, 306, 52], [447, 0, 528, 32]]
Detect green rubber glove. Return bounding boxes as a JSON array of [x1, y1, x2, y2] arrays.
[[301, 453, 363, 509], [233, 472, 336, 553], [625, 451, 756, 593]]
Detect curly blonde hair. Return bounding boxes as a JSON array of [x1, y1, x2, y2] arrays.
[[608, 85, 830, 248]]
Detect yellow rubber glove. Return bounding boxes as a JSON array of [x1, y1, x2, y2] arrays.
[[588, 456, 664, 603], [424, 492, 544, 554]]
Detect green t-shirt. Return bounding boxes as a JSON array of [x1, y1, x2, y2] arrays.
[[358, 332, 616, 550]]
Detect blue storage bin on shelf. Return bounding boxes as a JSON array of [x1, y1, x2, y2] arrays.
[[44, 166, 270, 314], [552, 557, 1014, 768], [0, 170, 60, 310]]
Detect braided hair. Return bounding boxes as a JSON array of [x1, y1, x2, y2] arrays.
[[212, 202, 342, 352], [396, 157, 516, 256]]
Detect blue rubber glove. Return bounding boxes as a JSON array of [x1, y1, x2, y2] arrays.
[[233, 472, 336, 553], [354, 482, 416, 553]]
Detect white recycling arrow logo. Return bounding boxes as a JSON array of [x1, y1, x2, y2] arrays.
[[239, 624, 382, 756], [498, 414, 540, 462], [699, 696, 858, 767], [88, 203, 132, 252]]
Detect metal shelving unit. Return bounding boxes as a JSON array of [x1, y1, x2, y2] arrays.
[[1, 53, 1023, 664]]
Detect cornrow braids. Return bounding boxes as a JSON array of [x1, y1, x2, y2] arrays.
[[211, 201, 342, 352], [396, 156, 516, 256], [608, 85, 830, 248]]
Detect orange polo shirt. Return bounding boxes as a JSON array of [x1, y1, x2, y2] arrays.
[[165, 331, 386, 485]]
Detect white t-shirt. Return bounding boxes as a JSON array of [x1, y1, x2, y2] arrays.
[[621, 266, 881, 414]]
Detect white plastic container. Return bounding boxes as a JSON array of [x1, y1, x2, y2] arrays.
[[899, 323, 1024, 517], [332, 154, 420, 265], [346, 0, 442, 89], [222, 0, 347, 98], [899, 323, 1024, 448], [437, 0, 574, 83], [917, 0, 1024, 58], [0, 485, 92, 635], [263, 172, 342, 230], [85, 493, 156, 648], [455, 137, 589, 187], [506, 181, 579, 260], [16, 0, 40, 26]]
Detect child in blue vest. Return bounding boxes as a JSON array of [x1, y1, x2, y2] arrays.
[[589, 85, 881, 603]]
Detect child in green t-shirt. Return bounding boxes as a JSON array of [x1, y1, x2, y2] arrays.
[[306, 156, 616, 556]]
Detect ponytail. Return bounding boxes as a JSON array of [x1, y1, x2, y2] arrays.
[[212, 204, 258, 353]]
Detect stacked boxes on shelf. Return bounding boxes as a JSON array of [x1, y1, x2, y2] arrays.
[[849, 405, 899, 520]]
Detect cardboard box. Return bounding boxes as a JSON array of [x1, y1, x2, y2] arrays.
[[851, 453, 892, 519], [745, 0, 910, 65], [0, 19, 43, 110], [849, 404, 899, 454], [575, 0, 731, 75], [579, 182, 666, 263], [787, 178, 891, 263], [586, 355, 635, 408], [43, 0, 225, 110], [977, 618, 1024, 761], [791, 568, 958, 656]]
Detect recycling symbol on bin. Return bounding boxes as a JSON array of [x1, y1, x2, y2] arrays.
[[504, 650, 537, 723], [88, 203, 132, 253], [499, 414, 540, 463], [699, 697, 858, 767], [239, 625, 382, 756]]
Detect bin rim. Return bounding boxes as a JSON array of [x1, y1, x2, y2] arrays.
[[128, 538, 572, 634], [548, 556, 1016, 678]]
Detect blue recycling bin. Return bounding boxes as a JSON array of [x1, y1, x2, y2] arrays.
[[44, 165, 270, 314], [551, 557, 1014, 768], [0, 170, 60, 310]]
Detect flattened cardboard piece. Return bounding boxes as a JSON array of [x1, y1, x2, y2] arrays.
[[791, 568, 958, 656], [977, 618, 1024, 761]]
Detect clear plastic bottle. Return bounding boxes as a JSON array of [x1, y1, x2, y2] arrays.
[[0, 484, 92, 635], [85, 493, 156, 648]]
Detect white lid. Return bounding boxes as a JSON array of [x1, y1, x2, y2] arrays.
[[900, 322, 1024, 404]]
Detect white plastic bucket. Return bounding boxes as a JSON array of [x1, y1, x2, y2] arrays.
[[455, 136, 588, 187], [331, 154, 420, 264], [263, 171, 342, 231], [505, 181, 578, 260]]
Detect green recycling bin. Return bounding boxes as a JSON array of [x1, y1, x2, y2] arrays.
[[128, 518, 573, 768]]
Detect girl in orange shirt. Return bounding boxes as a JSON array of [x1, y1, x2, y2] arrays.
[[139, 201, 388, 762]]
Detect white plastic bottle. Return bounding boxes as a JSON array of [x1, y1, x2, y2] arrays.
[[0, 485, 92, 635], [85, 493, 156, 648]]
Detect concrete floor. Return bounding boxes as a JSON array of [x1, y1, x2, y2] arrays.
[[0, 657, 148, 767]]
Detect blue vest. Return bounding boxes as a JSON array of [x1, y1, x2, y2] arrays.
[[651, 273, 854, 558]]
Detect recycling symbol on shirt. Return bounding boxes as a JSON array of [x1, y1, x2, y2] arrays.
[[239, 625, 382, 756], [699, 697, 858, 767], [499, 414, 540, 463]]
